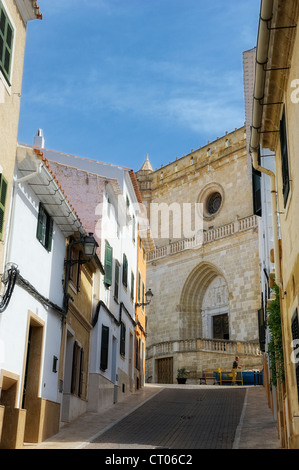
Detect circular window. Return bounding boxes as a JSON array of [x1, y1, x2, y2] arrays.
[[206, 192, 222, 215], [197, 183, 224, 220]]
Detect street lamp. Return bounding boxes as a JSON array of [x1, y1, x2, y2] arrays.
[[136, 288, 153, 307], [81, 233, 98, 259]]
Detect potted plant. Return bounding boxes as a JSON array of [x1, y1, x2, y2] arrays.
[[176, 368, 190, 384]]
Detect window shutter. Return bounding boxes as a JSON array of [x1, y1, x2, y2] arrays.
[[280, 108, 290, 207], [138, 272, 141, 303], [131, 272, 135, 301], [114, 261, 119, 300], [104, 243, 113, 286], [36, 203, 45, 243], [120, 322, 126, 356], [291, 310, 299, 402], [71, 341, 80, 394], [46, 216, 54, 252], [252, 166, 262, 217], [100, 325, 109, 370], [0, 174, 8, 240], [122, 254, 128, 287], [0, 4, 14, 85], [78, 348, 84, 397]]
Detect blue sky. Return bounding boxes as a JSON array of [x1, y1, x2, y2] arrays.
[[18, 0, 261, 172]]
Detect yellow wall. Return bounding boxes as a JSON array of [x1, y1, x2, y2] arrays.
[[267, 18, 299, 449], [135, 233, 147, 388], [0, 0, 28, 272]]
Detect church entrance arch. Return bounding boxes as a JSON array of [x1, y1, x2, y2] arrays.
[[179, 262, 229, 340]]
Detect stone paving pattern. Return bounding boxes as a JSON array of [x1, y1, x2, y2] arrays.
[[25, 384, 281, 450]]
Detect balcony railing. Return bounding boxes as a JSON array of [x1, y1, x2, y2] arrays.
[[146, 337, 262, 360], [147, 215, 258, 262]]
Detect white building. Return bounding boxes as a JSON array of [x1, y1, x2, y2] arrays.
[[0, 144, 86, 447], [28, 130, 151, 408]]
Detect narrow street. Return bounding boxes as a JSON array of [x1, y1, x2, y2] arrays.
[[26, 384, 281, 452]]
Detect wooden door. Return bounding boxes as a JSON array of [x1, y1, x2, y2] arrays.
[[157, 357, 173, 384], [213, 313, 229, 339]]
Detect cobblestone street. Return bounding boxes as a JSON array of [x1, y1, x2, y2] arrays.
[[86, 387, 246, 449]]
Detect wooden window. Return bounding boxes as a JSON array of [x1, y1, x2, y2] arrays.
[[104, 242, 113, 286], [120, 322, 126, 356], [0, 1, 14, 85], [142, 281, 145, 310], [36, 203, 53, 251], [71, 341, 80, 394], [114, 261, 119, 301], [122, 253, 128, 288], [78, 348, 84, 397], [135, 337, 140, 370], [280, 107, 290, 207], [0, 174, 7, 240], [252, 166, 262, 217], [100, 325, 109, 371], [69, 247, 82, 291]]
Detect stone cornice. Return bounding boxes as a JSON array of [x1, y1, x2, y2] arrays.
[[14, 0, 42, 24]]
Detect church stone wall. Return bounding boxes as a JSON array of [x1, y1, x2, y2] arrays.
[[136, 126, 262, 383]]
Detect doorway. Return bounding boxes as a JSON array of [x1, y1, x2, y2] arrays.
[[213, 313, 229, 340], [157, 357, 173, 384]]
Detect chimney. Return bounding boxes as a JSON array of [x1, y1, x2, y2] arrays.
[[34, 128, 45, 148]]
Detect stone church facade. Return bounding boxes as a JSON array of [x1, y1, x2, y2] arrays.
[[136, 126, 263, 384]]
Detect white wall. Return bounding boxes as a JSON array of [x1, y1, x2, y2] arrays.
[[0, 173, 66, 406]]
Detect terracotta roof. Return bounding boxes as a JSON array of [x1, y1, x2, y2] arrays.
[[129, 169, 143, 204]]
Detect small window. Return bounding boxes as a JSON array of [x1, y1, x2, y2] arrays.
[[114, 261, 119, 301], [104, 242, 113, 286], [131, 271, 135, 302], [142, 281, 145, 311], [36, 203, 53, 251], [100, 325, 109, 371], [132, 215, 136, 242], [138, 271, 141, 303], [120, 322, 126, 356], [122, 253, 128, 288], [280, 106, 290, 207], [69, 246, 82, 291], [206, 192, 222, 216], [0, 173, 8, 240], [71, 341, 84, 397], [0, 1, 14, 85]]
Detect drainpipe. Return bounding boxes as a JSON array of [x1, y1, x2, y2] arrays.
[[249, 0, 283, 290]]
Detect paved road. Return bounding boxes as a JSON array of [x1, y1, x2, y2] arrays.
[[86, 387, 246, 449]]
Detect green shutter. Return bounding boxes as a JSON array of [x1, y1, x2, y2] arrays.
[[122, 254, 128, 287], [0, 174, 8, 240], [120, 322, 126, 356], [0, 3, 14, 85], [46, 216, 54, 252], [36, 203, 45, 243], [104, 243, 113, 286], [114, 262, 119, 300]]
